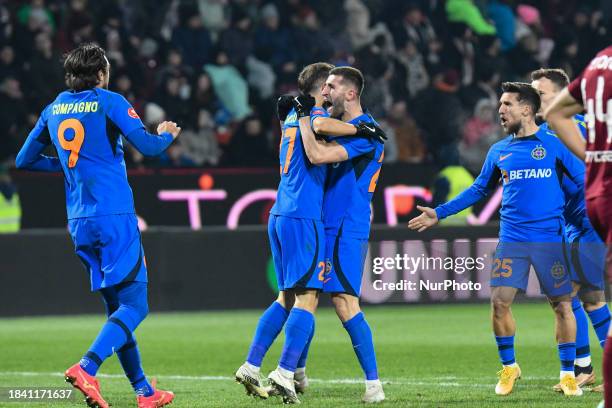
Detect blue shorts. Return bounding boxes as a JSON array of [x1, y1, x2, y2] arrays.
[[68, 214, 147, 292], [268, 215, 325, 291], [569, 228, 606, 292], [491, 239, 572, 297], [322, 234, 368, 297]]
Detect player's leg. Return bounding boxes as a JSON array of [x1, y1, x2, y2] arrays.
[[567, 283, 596, 388], [531, 240, 581, 396], [295, 317, 314, 393], [587, 196, 612, 405], [98, 285, 155, 398], [490, 286, 521, 396], [64, 218, 111, 408], [236, 214, 292, 398], [267, 217, 324, 404], [324, 233, 384, 403], [268, 289, 318, 404], [490, 242, 529, 396]]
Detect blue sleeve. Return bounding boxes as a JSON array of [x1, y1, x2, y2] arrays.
[[15, 108, 62, 172], [125, 127, 174, 157], [310, 106, 329, 130], [100, 91, 145, 136], [335, 136, 376, 160], [557, 140, 585, 189], [435, 146, 500, 220], [574, 115, 587, 139]]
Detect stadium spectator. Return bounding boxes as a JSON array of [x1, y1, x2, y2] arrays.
[[460, 98, 503, 174], [0, 0, 606, 171]]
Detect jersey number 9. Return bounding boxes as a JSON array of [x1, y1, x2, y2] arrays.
[[58, 118, 85, 168]]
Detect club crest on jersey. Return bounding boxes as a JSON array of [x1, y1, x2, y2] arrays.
[[531, 145, 546, 160], [127, 107, 140, 119], [550, 261, 566, 279]]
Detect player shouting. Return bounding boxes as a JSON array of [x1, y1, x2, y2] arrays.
[[234, 63, 385, 404], [409, 82, 585, 397], [16, 43, 179, 408]]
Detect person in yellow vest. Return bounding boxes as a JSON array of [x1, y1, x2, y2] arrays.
[[431, 150, 475, 225], [0, 165, 21, 233]]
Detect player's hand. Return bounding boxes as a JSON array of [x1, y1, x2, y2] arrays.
[[408, 205, 438, 232], [157, 121, 181, 139], [292, 94, 316, 118], [276, 94, 294, 121], [354, 121, 387, 143]]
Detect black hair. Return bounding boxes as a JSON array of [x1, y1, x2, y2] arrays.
[[501, 81, 541, 116], [530, 68, 570, 89], [297, 62, 335, 95], [328, 66, 365, 96], [64, 43, 108, 91]]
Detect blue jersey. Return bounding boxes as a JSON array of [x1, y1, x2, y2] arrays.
[[540, 115, 592, 241], [322, 113, 384, 239], [270, 107, 327, 220], [16, 88, 173, 220], [436, 126, 585, 241]]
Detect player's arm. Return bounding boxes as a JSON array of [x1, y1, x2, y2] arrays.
[[125, 122, 180, 157], [544, 88, 586, 160], [298, 116, 349, 164], [103, 92, 180, 157], [408, 147, 500, 231], [557, 139, 586, 189], [15, 111, 62, 172]]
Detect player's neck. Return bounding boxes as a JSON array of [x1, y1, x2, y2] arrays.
[[515, 121, 539, 138], [342, 104, 364, 122]]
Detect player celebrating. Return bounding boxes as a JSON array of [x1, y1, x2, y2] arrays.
[[15, 43, 179, 408], [234, 63, 384, 404], [295, 66, 386, 403], [544, 45, 612, 407], [409, 82, 585, 397], [531, 68, 610, 391]]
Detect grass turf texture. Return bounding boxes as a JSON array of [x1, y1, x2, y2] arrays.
[[0, 304, 603, 407]]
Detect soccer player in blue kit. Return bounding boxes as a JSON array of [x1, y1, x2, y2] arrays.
[[235, 63, 385, 404], [531, 68, 611, 392], [409, 82, 585, 397], [15, 44, 179, 408], [296, 66, 386, 403]]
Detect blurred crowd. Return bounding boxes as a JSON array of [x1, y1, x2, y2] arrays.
[[0, 0, 610, 172]]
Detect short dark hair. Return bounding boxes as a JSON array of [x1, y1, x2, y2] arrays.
[[501, 81, 540, 116], [329, 66, 365, 96], [64, 43, 108, 91], [530, 68, 570, 89], [297, 62, 334, 95]]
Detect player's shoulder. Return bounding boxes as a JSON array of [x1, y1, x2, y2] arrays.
[[283, 108, 299, 127], [94, 87, 126, 103], [489, 135, 513, 152]]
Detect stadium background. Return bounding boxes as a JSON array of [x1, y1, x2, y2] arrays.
[[0, 0, 610, 407]]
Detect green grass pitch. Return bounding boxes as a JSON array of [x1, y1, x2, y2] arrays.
[[0, 304, 604, 407]]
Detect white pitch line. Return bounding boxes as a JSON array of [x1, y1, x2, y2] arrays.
[[0, 371, 560, 388]]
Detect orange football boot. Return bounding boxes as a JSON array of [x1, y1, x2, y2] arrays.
[[137, 379, 175, 408], [64, 363, 109, 408]]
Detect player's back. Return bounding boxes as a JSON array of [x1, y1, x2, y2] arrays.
[[270, 108, 327, 220], [323, 113, 384, 239], [568, 45, 612, 199], [45, 88, 138, 219]]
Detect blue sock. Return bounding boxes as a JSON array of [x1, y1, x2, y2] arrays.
[[558, 342, 576, 372], [297, 320, 315, 369], [246, 301, 289, 367], [343, 312, 378, 380], [572, 297, 591, 361], [80, 282, 149, 377], [117, 336, 153, 397], [495, 335, 515, 366], [587, 304, 612, 348], [279, 308, 314, 373]]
